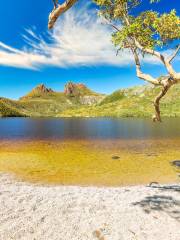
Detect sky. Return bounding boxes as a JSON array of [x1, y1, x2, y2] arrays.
[[0, 0, 179, 99]]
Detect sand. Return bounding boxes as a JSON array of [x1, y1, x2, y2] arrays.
[[0, 173, 179, 240]]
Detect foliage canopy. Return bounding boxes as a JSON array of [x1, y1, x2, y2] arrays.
[[94, 0, 180, 50]]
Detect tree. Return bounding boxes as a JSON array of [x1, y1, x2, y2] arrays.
[[48, 0, 180, 122], [48, 0, 78, 29]]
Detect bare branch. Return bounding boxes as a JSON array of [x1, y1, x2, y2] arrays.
[[52, 0, 58, 9], [133, 39, 180, 79], [131, 48, 175, 122], [132, 48, 160, 85], [100, 16, 121, 32], [168, 44, 180, 63], [134, 39, 163, 62], [107, 22, 120, 32], [48, 0, 78, 29]]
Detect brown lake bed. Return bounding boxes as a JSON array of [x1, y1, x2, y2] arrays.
[[0, 138, 179, 186]]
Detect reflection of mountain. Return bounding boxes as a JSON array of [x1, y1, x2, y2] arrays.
[[1, 83, 180, 118]]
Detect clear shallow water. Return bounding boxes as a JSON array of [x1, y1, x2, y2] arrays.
[[0, 118, 179, 185], [0, 118, 180, 140]]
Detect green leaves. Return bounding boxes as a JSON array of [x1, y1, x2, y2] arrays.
[[153, 10, 180, 43], [95, 0, 180, 51], [150, 0, 160, 3]]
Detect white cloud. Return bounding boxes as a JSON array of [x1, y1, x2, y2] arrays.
[[0, 3, 174, 70]]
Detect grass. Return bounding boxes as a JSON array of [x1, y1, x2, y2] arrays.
[[58, 85, 180, 118], [1, 84, 180, 118], [0, 139, 179, 186], [0, 99, 26, 117]]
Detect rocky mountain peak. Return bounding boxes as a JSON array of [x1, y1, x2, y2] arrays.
[[35, 84, 54, 93], [20, 84, 54, 100], [64, 82, 93, 97], [64, 82, 80, 96]]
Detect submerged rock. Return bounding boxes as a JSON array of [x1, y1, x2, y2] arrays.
[[112, 156, 120, 160], [171, 160, 180, 168]]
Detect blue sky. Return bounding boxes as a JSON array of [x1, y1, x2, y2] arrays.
[[0, 0, 179, 99]]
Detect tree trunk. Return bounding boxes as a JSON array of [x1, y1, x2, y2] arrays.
[[153, 80, 172, 122]]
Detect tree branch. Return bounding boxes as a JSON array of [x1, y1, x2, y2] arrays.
[[168, 44, 180, 63], [105, 18, 163, 86], [132, 48, 174, 122], [133, 39, 162, 60], [132, 48, 160, 85], [133, 39, 179, 80], [100, 16, 121, 32], [121, 13, 179, 80], [48, 0, 78, 29], [105, 16, 177, 86], [52, 0, 58, 9]]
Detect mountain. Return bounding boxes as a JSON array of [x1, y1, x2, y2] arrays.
[[0, 82, 104, 117], [0, 98, 26, 117], [1, 82, 180, 118], [64, 82, 104, 105], [64, 82, 97, 97], [20, 84, 54, 100], [58, 84, 180, 118]]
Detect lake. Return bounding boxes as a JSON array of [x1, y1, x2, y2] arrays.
[[0, 118, 180, 140], [0, 118, 179, 186]]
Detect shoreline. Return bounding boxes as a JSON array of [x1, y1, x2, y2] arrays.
[[0, 173, 179, 240]]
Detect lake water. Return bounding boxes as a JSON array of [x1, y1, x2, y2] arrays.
[[0, 118, 179, 186], [0, 118, 180, 140]]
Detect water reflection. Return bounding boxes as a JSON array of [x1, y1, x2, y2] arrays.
[[0, 118, 180, 140]]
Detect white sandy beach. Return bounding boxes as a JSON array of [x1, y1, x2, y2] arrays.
[[0, 173, 179, 240]]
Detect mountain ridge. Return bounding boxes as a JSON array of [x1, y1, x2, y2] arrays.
[[0, 82, 105, 117], [20, 84, 54, 100], [1, 82, 180, 118]]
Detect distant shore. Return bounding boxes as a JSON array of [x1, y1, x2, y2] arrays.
[[0, 173, 179, 240], [1, 83, 180, 118]]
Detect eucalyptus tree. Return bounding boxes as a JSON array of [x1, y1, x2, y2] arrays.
[[48, 0, 78, 29], [48, 0, 180, 122]]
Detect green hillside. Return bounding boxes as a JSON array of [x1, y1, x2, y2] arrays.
[[0, 98, 26, 117], [1, 83, 180, 118], [0, 82, 104, 117], [58, 84, 180, 118]]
